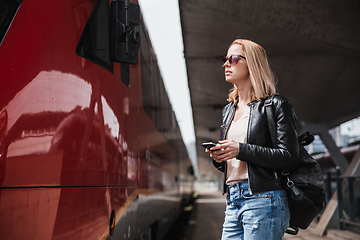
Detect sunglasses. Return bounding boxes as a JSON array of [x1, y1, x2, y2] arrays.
[[221, 54, 246, 67]]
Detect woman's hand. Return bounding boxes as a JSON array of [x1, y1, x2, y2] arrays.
[[205, 140, 239, 163]]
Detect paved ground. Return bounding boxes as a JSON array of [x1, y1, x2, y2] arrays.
[[164, 189, 359, 240], [162, 189, 225, 240], [282, 224, 327, 240], [183, 190, 226, 240]]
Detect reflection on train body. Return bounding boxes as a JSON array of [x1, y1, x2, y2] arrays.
[[0, 0, 194, 239]]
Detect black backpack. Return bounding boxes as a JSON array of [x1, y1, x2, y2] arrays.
[[265, 96, 326, 235]]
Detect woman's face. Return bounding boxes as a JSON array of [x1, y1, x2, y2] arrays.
[[224, 44, 250, 85]]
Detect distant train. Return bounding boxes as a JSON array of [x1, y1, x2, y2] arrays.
[[0, 0, 194, 239]]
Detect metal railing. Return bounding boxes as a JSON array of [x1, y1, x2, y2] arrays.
[[325, 168, 360, 230]]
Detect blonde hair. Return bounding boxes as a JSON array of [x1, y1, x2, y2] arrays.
[[227, 39, 277, 103]]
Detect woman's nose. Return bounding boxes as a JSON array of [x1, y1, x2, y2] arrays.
[[223, 60, 230, 67]]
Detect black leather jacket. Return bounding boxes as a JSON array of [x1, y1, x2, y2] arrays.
[[213, 95, 299, 194]]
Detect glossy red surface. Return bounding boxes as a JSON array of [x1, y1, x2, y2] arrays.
[[0, 0, 194, 239]]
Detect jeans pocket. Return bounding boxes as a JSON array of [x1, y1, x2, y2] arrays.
[[279, 194, 290, 228], [241, 189, 272, 199], [226, 194, 231, 205]]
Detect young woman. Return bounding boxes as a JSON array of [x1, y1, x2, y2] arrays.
[[206, 39, 299, 239]]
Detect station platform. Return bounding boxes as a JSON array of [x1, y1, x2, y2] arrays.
[[164, 189, 360, 240]]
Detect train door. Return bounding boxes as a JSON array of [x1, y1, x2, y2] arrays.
[[73, 0, 141, 239]]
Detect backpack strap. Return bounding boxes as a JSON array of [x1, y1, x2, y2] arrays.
[[265, 95, 301, 235], [264, 95, 277, 148], [265, 95, 293, 177]]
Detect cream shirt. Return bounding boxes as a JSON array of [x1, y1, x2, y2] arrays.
[[225, 108, 249, 185]]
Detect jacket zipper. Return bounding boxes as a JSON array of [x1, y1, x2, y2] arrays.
[[246, 104, 253, 195], [222, 103, 235, 194], [247, 163, 253, 195], [223, 162, 228, 195], [274, 170, 278, 179]]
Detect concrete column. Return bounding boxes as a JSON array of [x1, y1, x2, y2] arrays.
[[300, 122, 348, 174]]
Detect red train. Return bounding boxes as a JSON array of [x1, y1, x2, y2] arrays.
[[0, 0, 194, 239]]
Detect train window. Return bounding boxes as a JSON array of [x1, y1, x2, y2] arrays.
[[121, 63, 130, 88], [140, 23, 153, 120], [76, 0, 113, 73], [160, 80, 173, 138], [141, 54, 153, 120], [0, 0, 22, 46], [152, 58, 161, 130]]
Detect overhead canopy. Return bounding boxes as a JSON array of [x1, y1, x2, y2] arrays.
[[179, 0, 360, 174]]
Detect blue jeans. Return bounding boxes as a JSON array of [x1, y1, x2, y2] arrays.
[[222, 180, 290, 240]]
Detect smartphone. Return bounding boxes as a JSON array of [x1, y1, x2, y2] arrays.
[[202, 142, 218, 150]]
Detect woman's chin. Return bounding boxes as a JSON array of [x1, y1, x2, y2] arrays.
[[225, 78, 236, 84]]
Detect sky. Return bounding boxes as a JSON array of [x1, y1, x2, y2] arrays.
[[137, 0, 198, 170]]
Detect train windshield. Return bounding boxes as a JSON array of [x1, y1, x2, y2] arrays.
[[76, 0, 113, 73], [0, 0, 22, 46]]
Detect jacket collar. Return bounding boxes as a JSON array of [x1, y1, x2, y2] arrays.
[[247, 95, 275, 106]]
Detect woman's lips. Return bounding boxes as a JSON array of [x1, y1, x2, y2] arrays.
[[225, 70, 232, 76]]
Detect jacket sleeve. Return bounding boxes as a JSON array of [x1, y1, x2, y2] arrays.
[[213, 160, 226, 173], [212, 103, 232, 172], [237, 99, 299, 170]]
